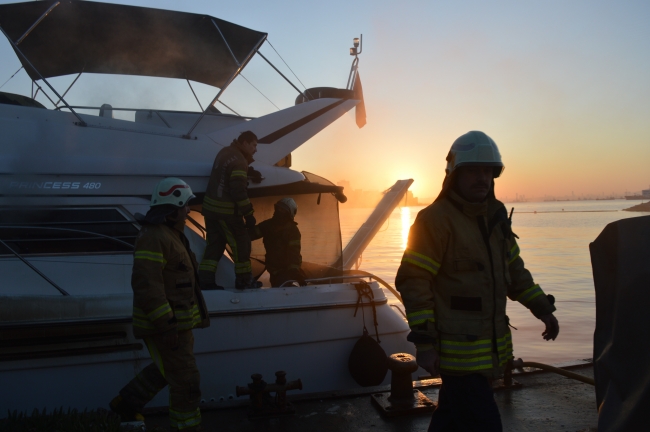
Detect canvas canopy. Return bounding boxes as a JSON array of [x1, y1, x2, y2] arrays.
[[590, 215, 650, 432], [0, 0, 267, 88]]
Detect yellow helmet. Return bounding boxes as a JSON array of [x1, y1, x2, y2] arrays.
[[151, 177, 195, 207], [445, 131, 505, 178]]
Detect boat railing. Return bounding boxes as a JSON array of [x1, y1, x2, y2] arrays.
[[281, 271, 403, 303], [54, 105, 253, 124]]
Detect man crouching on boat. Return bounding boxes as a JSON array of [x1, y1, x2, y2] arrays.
[[249, 197, 307, 287], [396, 131, 559, 432], [110, 177, 209, 432]]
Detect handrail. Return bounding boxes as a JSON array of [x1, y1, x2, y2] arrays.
[[0, 238, 69, 296], [284, 270, 404, 303], [0, 225, 135, 249]]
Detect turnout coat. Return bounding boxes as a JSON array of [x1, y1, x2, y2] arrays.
[[396, 190, 555, 378]]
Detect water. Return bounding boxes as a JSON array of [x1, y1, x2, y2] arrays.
[[340, 199, 644, 364]]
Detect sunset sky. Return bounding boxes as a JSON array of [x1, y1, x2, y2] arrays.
[[1, 0, 648, 201]]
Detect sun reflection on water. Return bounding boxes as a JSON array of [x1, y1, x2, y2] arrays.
[[401, 206, 411, 250]]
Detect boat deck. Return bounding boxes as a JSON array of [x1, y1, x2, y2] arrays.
[[143, 363, 597, 432]]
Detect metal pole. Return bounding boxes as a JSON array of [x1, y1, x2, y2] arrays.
[[16, 1, 61, 45], [183, 34, 268, 138], [0, 238, 69, 296], [55, 72, 82, 107], [186, 79, 204, 111], [0, 26, 87, 126], [32, 80, 57, 107], [257, 51, 308, 100], [211, 19, 240, 66]]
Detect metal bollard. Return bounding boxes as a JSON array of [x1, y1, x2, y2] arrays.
[[371, 352, 436, 417], [236, 371, 302, 418]]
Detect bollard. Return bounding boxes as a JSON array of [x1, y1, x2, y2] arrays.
[[370, 352, 436, 417], [236, 371, 302, 418], [387, 353, 419, 405]]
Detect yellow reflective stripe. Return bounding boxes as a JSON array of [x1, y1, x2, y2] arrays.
[[202, 202, 234, 214], [203, 196, 234, 207], [231, 170, 247, 178], [132, 317, 156, 329], [134, 250, 166, 264], [439, 355, 494, 371], [508, 244, 521, 264], [148, 302, 172, 321], [517, 284, 544, 306], [289, 240, 301, 246], [402, 249, 440, 275], [145, 337, 165, 378], [199, 259, 218, 272], [170, 408, 201, 430], [440, 338, 492, 355], [406, 309, 435, 326], [236, 198, 251, 207], [288, 264, 301, 270], [234, 261, 252, 274]]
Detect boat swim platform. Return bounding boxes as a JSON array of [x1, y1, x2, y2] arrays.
[[143, 360, 597, 432]]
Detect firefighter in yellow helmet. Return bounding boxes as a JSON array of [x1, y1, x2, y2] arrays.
[[110, 177, 209, 432], [396, 131, 559, 432]]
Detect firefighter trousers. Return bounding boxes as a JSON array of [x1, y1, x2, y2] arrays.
[[428, 373, 502, 432], [199, 217, 252, 282], [119, 330, 202, 431]]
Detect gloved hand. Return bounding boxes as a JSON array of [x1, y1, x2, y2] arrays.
[[245, 214, 256, 229], [539, 313, 559, 341], [247, 166, 263, 184], [416, 345, 440, 377]]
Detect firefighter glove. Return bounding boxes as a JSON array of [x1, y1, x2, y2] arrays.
[[245, 214, 257, 229]]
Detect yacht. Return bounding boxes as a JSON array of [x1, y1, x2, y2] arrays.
[[0, 0, 415, 412]]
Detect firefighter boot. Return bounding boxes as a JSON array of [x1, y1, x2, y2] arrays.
[[109, 395, 145, 422], [235, 273, 262, 290]]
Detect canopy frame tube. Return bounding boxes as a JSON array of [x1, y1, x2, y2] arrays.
[[183, 33, 268, 138], [0, 24, 86, 126], [15, 1, 60, 46]]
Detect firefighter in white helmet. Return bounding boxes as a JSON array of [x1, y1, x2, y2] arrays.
[[250, 197, 306, 287], [110, 177, 209, 432], [396, 131, 559, 431]]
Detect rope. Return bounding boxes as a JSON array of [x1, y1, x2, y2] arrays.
[[239, 73, 280, 111], [266, 40, 310, 93], [0, 66, 23, 90], [353, 281, 380, 343]]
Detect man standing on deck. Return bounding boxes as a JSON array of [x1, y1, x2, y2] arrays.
[[110, 177, 209, 432], [199, 131, 260, 290], [396, 131, 560, 432], [249, 197, 306, 287]]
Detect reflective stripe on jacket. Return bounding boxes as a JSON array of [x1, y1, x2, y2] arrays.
[[202, 141, 253, 219], [131, 222, 210, 338], [396, 190, 555, 378]]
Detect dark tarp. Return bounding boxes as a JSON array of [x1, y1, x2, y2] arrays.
[[590, 215, 650, 432], [0, 1, 267, 88]]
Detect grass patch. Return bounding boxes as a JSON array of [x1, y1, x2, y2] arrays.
[[0, 408, 122, 432]]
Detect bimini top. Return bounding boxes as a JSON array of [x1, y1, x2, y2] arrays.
[[0, 0, 267, 88]]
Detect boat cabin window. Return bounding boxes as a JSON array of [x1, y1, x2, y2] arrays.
[[248, 192, 343, 280], [0, 207, 138, 256]]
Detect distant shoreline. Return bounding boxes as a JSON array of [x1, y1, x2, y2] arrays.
[[623, 202, 650, 212]]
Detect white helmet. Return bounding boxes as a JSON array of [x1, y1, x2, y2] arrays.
[[151, 177, 195, 207], [445, 131, 505, 178], [276, 197, 298, 218]]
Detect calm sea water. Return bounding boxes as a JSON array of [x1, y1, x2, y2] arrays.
[[340, 199, 645, 364]]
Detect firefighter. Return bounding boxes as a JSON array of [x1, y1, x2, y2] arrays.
[[110, 177, 209, 432], [396, 131, 559, 432], [250, 198, 306, 287], [199, 130, 260, 290]]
